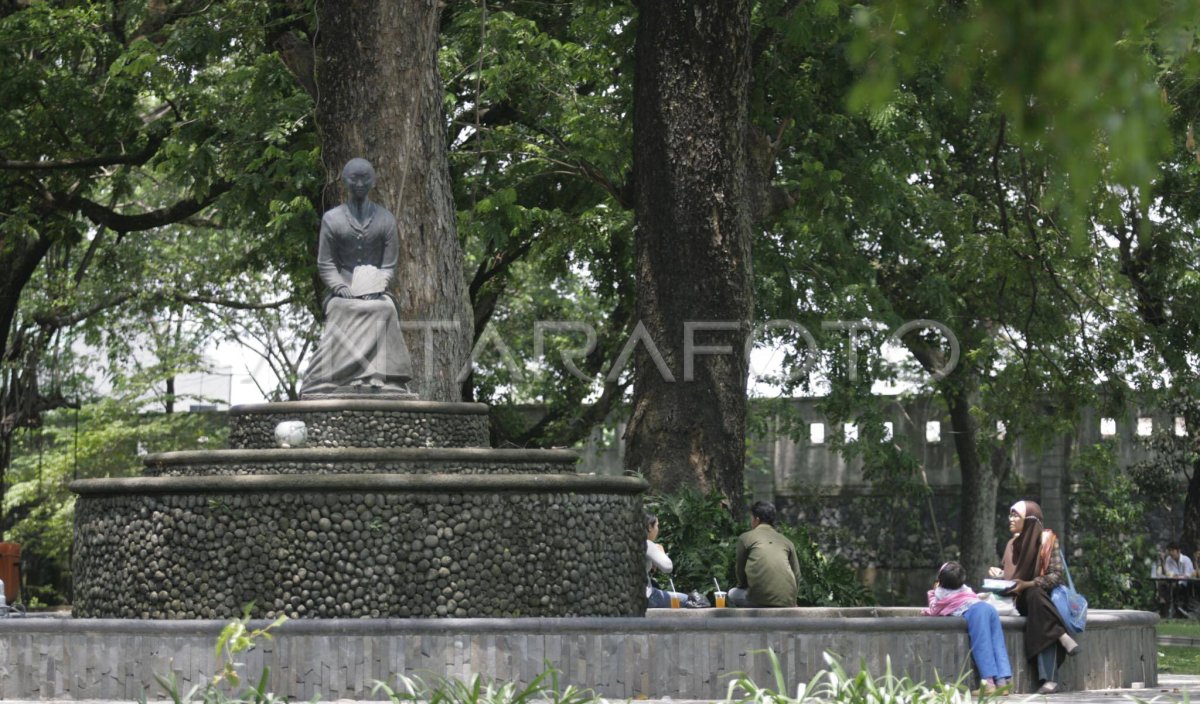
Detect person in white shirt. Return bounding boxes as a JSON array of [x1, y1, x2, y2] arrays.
[[644, 512, 687, 609], [1156, 541, 1196, 618]]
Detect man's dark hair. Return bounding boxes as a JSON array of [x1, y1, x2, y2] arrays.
[[1169, 541, 1182, 551], [937, 561, 967, 590], [750, 501, 777, 526]]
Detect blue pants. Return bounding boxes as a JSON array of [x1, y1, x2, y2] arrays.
[[962, 601, 1013, 682], [1036, 646, 1058, 682]]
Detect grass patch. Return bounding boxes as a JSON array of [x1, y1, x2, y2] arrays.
[[1157, 621, 1200, 675], [1159, 646, 1200, 674], [1158, 620, 1200, 638]]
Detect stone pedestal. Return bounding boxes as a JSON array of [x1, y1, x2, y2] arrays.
[[71, 400, 647, 619]]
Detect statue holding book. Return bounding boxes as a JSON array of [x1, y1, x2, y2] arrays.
[[300, 158, 416, 398]]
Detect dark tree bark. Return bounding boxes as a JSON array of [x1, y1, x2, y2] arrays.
[[313, 0, 472, 401], [887, 287, 1003, 585], [944, 384, 999, 585], [0, 233, 53, 364], [624, 0, 754, 512]]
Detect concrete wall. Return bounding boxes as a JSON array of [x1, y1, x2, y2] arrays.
[[580, 398, 1176, 518], [0, 610, 1157, 700]]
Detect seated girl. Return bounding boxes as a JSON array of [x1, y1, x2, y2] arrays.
[[923, 561, 1013, 695]]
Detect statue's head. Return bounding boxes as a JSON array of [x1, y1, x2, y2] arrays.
[[341, 158, 376, 200]]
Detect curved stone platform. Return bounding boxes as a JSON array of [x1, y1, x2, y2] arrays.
[[0, 610, 1156, 700], [227, 399, 491, 449], [142, 447, 580, 476], [71, 474, 647, 619]]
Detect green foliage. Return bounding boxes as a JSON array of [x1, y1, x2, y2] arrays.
[[1159, 620, 1200, 638], [5, 401, 225, 604], [0, 0, 320, 423], [752, 0, 1118, 584], [440, 2, 637, 444], [1069, 442, 1155, 610], [778, 521, 875, 608], [848, 0, 1199, 237], [646, 489, 873, 606], [375, 665, 598, 704], [143, 605, 287, 704], [646, 488, 743, 592], [1129, 416, 1193, 513], [727, 648, 972, 704], [212, 605, 288, 690], [0, 1, 319, 609]]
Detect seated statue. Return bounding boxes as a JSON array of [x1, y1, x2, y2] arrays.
[[300, 158, 416, 399]]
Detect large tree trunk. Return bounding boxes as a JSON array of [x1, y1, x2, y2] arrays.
[[945, 386, 999, 586], [625, 0, 754, 513], [0, 233, 53, 366], [313, 0, 471, 401]]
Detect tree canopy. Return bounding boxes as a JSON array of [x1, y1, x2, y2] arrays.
[[3, 0, 1200, 603]]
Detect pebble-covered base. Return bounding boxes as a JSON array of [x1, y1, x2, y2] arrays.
[[229, 405, 489, 449], [141, 448, 579, 477], [143, 458, 574, 477], [73, 489, 644, 619]]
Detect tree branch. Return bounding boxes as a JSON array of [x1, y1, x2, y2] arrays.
[[131, 0, 213, 44], [271, 30, 317, 100], [31, 292, 136, 330], [177, 293, 297, 311], [0, 133, 166, 171], [65, 180, 233, 233]]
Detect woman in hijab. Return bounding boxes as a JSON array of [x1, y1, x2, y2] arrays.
[[996, 500, 1081, 694]]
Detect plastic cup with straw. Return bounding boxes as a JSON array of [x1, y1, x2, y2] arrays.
[[669, 578, 680, 608], [713, 577, 726, 608]]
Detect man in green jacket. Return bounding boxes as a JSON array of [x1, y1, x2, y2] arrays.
[[728, 501, 802, 607]]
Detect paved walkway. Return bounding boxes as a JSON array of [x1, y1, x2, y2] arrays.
[[1046, 675, 1200, 703], [3, 677, 1199, 704]]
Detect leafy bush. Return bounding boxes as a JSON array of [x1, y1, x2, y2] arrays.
[[5, 400, 226, 605], [646, 488, 873, 606], [1069, 442, 1155, 609], [645, 488, 742, 593], [143, 605, 288, 704], [728, 648, 973, 704], [376, 666, 598, 704]]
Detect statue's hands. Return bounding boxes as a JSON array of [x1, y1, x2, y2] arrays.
[[333, 285, 352, 298]]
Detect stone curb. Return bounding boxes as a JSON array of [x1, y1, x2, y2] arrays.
[[7, 609, 1155, 635], [230, 400, 490, 415], [142, 447, 581, 465], [69, 472, 649, 495]]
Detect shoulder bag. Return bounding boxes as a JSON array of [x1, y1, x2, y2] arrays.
[[1050, 547, 1088, 633]]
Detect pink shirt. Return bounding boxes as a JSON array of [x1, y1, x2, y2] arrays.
[[922, 585, 981, 616]]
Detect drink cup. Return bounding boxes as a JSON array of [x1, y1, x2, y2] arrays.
[[714, 591, 726, 608], [670, 593, 681, 608]]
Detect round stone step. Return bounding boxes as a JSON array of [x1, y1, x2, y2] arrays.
[[228, 399, 490, 449], [143, 447, 580, 477]]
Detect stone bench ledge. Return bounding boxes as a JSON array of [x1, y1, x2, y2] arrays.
[[0, 610, 1158, 699], [646, 606, 1158, 628]]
